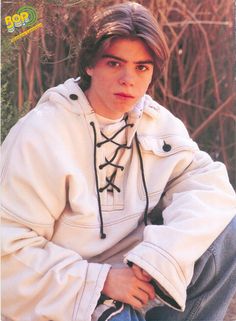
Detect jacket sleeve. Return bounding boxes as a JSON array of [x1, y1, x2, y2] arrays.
[[1, 114, 110, 321], [124, 148, 236, 311]]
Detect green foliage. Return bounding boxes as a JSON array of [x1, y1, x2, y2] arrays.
[[1, 81, 29, 143], [1, 37, 29, 142], [1, 82, 18, 143], [1, 33, 18, 142]]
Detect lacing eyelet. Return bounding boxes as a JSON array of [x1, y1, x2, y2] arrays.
[[92, 121, 135, 238], [162, 141, 171, 152], [69, 94, 78, 100]]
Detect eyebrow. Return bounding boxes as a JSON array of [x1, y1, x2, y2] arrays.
[[101, 54, 154, 65]]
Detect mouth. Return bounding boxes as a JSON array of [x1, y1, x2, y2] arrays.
[[114, 93, 135, 99]]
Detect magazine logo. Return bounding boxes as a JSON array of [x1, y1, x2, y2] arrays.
[[4, 5, 43, 43], [5, 5, 38, 33]]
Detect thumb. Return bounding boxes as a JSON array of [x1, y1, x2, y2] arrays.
[[132, 264, 152, 282]]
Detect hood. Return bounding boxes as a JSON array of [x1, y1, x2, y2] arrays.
[[36, 78, 158, 120], [36, 78, 92, 115]]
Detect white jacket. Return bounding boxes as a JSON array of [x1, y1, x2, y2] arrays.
[[1, 78, 235, 321]]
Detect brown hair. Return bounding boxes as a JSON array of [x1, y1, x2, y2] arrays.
[[78, 2, 169, 91]]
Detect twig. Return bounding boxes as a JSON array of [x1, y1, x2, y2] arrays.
[[192, 94, 236, 139]]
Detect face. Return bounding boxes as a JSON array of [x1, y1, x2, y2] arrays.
[[85, 38, 154, 119]]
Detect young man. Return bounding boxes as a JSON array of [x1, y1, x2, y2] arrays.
[[1, 2, 236, 321]]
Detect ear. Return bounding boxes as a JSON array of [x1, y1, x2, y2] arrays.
[[86, 67, 93, 77]]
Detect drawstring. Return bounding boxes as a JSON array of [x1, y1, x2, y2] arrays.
[[135, 133, 149, 226], [98, 123, 132, 194], [98, 170, 120, 193], [90, 121, 106, 239], [90, 121, 149, 239], [97, 123, 133, 147]]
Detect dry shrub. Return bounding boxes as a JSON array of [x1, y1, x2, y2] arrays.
[[1, 0, 235, 186]]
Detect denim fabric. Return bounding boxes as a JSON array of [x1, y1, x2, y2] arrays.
[[147, 215, 236, 321], [110, 216, 236, 321], [108, 304, 146, 321]]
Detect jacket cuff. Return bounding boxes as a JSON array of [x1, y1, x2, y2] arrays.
[[74, 263, 111, 321], [124, 242, 188, 311]]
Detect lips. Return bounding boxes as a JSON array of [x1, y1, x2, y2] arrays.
[[114, 92, 135, 98]]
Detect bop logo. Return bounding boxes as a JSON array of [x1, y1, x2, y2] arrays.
[[5, 5, 38, 33]]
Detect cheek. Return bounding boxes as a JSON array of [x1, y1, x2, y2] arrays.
[[139, 76, 152, 91], [145, 74, 153, 89], [147, 71, 154, 83]]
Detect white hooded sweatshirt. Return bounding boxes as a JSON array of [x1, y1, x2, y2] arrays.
[[1, 78, 236, 321]]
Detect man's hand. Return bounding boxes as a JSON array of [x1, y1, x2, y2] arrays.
[[102, 267, 155, 309], [131, 264, 152, 282]]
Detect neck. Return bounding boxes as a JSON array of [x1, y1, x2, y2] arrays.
[[84, 89, 125, 120]]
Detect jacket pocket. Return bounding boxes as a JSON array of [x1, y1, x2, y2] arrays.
[[137, 134, 199, 201], [137, 134, 198, 157]]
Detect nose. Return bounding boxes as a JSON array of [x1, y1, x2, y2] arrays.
[[118, 67, 135, 86]]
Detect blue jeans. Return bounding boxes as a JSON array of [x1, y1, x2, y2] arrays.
[[110, 216, 236, 321]]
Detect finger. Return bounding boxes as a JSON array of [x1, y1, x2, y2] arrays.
[[142, 270, 152, 280], [126, 293, 144, 309], [134, 288, 149, 305], [138, 280, 155, 300], [132, 264, 151, 282], [132, 264, 145, 280]]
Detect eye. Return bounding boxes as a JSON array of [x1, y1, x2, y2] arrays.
[[136, 65, 149, 71], [107, 60, 120, 68]]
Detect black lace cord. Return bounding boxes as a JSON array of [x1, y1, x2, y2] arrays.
[[97, 123, 132, 193], [90, 120, 135, 238], [97, 123, 133, 147], [135, 133, 149, 226], [99, 170, 120, 193], [90, 122, 106, 239], [99, 145, 130, 170]]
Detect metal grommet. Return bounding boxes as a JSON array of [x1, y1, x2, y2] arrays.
[[69, 94, 78, 100], [162, 141, 171, 152]]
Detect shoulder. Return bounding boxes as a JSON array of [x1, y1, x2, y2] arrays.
[[137, 95, 199, 154], [3, 78, 87, 147], [2, 103, 76, 163], [3, 103, 61, 145], [139, 94, 190, 138]]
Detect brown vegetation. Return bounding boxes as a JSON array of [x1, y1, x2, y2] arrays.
[[2, 0, 235, 187]]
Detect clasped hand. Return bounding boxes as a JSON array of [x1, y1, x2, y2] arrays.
[[102, 264, 155, 309]]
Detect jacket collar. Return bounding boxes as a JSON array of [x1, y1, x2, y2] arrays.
[[37, 78, 160, 123]]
